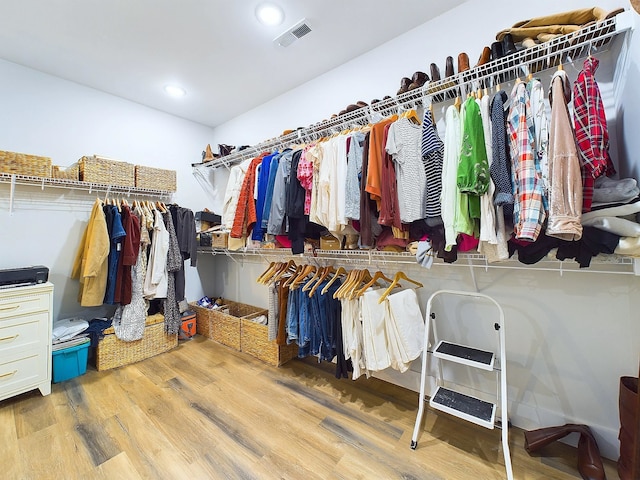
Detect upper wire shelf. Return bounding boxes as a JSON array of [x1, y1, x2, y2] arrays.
[[0, 172, 174, 214], [194, 12, 633, 171]]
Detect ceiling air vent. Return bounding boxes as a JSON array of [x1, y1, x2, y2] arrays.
[[274, 18, 312, 48]]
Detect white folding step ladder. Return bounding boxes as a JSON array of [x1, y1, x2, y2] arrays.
[[410, 290, 513, 480]]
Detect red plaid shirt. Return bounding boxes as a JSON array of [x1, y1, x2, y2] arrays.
[[573, 57, 616, 213]]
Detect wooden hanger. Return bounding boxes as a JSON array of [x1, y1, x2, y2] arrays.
[[282, 264, 304, 288], [289, 264, 316, 290], [322, 266, 346, 296], [271, 260, 297, 285], [302, 265, 325, 293], [333, 269, 359, 299], [354, 270, 393, 299], [257, 261, 278, 284], [309, 266, 336, 297], [377, 271, 424, 304], [401, 109, 421, 125], [346, 269, 373, 300]]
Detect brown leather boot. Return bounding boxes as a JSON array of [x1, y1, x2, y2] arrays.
[[618, 376, 638, 480], [430, 63, 441, 82], [524, 424, 606, 480], [475, 46, 491, 67], [397, 77, 411, 95], [445, 56, 454, 77], [458, 52, 470, 73], [408, 71, 428, 90]]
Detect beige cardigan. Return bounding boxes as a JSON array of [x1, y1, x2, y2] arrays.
[[546, 69, 583, 241]]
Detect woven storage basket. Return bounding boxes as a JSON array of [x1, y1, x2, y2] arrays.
[[211, 232, 228, 249], [0, 150, 52, 177], [51, 163, 79, 181], [241, 315, 298, 366], [135, 165, 177, 191], [79, 155, 135, 187], [190, 300, 266, 351], [96, 313, 177, 371]]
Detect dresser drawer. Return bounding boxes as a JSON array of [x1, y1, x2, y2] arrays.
[[0, 353, 48, 395], [0, 291, 51, 320], [0, 311, 49, 360]]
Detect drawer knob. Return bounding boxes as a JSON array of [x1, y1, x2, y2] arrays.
[[0, 334, 19, 342], [0, 370, 17, 379]]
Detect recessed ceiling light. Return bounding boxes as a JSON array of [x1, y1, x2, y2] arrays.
[[164, 85, 186, 98], [255, 3, 285, 26]]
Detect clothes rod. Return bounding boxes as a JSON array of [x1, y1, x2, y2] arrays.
[[198, 12, 632, 171]]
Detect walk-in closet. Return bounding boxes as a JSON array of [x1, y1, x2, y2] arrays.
[[0, 1, 639, 479]]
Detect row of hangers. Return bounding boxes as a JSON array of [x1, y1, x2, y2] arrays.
[[256, 261, 423, 304], [101, 197, 168, 213]]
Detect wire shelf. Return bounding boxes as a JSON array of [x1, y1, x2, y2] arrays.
[[197, 247, 639, 276], [194, 12, 633, 172]]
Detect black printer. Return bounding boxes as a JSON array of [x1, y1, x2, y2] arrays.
[[0, 266, 49, 288]]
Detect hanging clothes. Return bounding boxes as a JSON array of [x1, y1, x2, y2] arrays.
[[252, 152, 276, 241], [366, 115, 398, 209], [476, 95, 498, 248], [379, 123, 404, 231], [573, 56, 616, 213], [103, 204, 126, 305], [441, 105, 462, 251], [143, 209, 169, 299], [112, 241, 147, 341], [386, 116, 428, 224], [261, 151, 282, 230], [508, 81, 546, 242], [267, 150, 294, 235], [222, 157, 252, 230], [163, 209, 183, 334], [457, 96, 490, 238], [231, 154, 267, 239], [345, 132, 366, 220], [114, 205, 140, 306], [420, 106, 445, 225], [71, 199, 110, 307], [546, 69, 583, 241]]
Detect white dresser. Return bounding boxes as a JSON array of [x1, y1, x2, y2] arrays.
[[0, 282, 53, 402]]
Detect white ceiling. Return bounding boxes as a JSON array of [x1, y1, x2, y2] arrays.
[[0, 0, 466, 128]]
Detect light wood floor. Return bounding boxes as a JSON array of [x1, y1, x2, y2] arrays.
[[0, 336, 619, 480]]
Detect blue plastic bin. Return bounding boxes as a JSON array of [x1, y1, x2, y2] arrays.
[[52, 340, 90, 383]]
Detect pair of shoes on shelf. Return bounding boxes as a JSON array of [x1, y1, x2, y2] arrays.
[[490, 33, 518, 61], [337, 100, 368, 117], [397, 71, 429, 95]]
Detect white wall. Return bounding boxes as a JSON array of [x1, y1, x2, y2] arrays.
[[0, 59, 216, 320], [206, 0, 640, 461]]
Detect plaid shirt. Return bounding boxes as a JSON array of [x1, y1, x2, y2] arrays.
[[573, 57, 616, 212], [508, 82, 546, 242]]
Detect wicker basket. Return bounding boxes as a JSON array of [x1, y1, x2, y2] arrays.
[[96, 313, 177, 371], [0, 150, 52, 177], [241, 315, 298, 367], [190, 300, 267, 351], [135, 165, 177, 191], [51, 163, 79, 181], [78, 155, 135, 187]]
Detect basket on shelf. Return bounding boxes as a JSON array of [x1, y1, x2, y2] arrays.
[[51, 164, 79, 181], [78, 155, 135, 187], [0, 150, 52, 178], [135, 165, 177, 191], [95, 313, 177, 371]]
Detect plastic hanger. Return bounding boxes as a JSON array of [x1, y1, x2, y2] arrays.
[[377, 271, 424, 304]]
